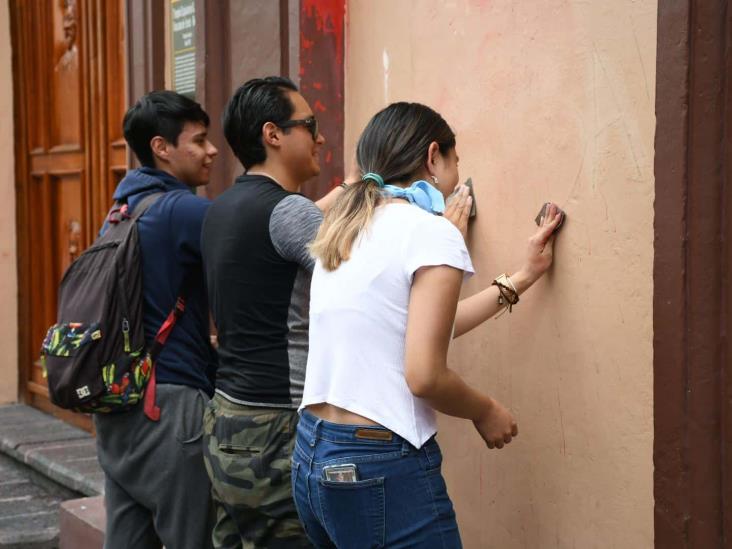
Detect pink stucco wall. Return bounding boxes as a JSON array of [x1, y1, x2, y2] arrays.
[[0, 0, 18, 404], [345, 1, 656, 547]]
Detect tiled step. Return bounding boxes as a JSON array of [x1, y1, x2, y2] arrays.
[[0, 405, 103, 497], [0, 404, 106, 548], [58, 496, 105, 549], [0, 452, 80, 548]]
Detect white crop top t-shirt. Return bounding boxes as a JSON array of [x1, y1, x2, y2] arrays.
[[301, 202, 475, 448]]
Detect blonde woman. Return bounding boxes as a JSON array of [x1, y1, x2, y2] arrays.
[[292, 102, 562, 548]]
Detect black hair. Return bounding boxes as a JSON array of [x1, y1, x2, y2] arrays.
[[123, 91, 210, 167], [356, 102, 456, 184], [222, 76, 299, 169]]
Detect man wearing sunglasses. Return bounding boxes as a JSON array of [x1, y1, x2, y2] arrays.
[[200, 76, 349, 548]]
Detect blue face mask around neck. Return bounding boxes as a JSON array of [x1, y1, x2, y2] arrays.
[[382, 180, 445, 215]]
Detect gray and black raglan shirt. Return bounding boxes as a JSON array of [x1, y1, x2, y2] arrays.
[[201, 175, 323, 408]]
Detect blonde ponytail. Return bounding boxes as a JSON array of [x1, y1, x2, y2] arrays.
[[313, 101, 456, 270], [310, 181, 382, 271]]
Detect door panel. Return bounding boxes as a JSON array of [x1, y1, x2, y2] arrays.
[[52, 173, 86, 275], [104, 1, 128, 229], [50, 0, 82, 148], [12, 0, 127, 431]]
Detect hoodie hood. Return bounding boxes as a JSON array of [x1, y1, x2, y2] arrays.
[[113, 167, 190, 204]]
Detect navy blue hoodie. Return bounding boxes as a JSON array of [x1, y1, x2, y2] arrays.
[[103, 167, 217, 395]]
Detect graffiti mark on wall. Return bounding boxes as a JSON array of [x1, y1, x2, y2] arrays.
[[300, 0, 345, 193]]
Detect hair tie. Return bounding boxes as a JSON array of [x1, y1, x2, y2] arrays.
[[362, 172, 385, 188]]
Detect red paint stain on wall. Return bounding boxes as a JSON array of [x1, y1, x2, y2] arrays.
[[302, 0, 344, 65], [301, 35, 315, 50], [300, 0, 345, 198]]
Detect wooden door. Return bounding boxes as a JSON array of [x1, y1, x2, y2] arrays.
[[11, 0, 127, 430]]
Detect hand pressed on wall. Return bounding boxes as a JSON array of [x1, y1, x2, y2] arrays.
[[443, 184, 472, 240], [520, 202, 562, 282]]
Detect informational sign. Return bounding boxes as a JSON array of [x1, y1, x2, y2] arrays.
[[171, 0, 196, 99]]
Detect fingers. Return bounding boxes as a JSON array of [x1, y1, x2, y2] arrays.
[[539, 203, 561, 227], [486, 437, 510, 450], [545, 204, 563, 231], [458, 187, 471, 216], [453, 185, 469, 208], [536, 211, 562, 245], [459, 196, 472, 225], [444, 186, 471, 237], [444, 185, 465, 215], [486, 426, 519, 450]]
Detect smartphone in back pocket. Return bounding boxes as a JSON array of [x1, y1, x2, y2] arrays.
[[322, 463, 358, 483]]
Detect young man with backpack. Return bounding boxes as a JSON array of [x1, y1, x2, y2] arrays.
[[94, 91, 219, 549], [200, 77, 348, 548]]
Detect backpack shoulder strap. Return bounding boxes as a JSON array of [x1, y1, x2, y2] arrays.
[[104, 192, 164, 227], [130, 192, 164, 222], [143, 269, 197, 422], [148, 271, 195, 363]]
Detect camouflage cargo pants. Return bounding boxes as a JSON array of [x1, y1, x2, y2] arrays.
[[202, 393, 311, 549]]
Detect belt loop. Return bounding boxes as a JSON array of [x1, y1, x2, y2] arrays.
[[401, 440, 411, 456], [309, 417, 322, 447]]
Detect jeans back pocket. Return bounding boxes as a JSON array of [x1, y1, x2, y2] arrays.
[[319, 476, 385, 548]]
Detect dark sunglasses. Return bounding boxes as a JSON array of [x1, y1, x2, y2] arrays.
[[278, 116, 319, 140]]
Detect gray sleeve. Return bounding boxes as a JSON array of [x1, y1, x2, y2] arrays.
[[269, 194, 324, 271]]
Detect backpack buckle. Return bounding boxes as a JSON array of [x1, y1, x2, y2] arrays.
[[107, 204, 132, 224]]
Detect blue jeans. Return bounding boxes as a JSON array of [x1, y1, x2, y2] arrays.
[[291, 410, 462, 548]]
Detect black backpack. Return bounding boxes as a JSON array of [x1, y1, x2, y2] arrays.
[[41, 192, 187, 420]]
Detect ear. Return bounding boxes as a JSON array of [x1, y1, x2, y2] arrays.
[[261, 121, 282, 149], [150, 136, 170, 164], [425, 141, 441, 176]]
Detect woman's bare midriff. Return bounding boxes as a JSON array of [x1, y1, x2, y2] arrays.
[[305, 403, 380, 426]]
